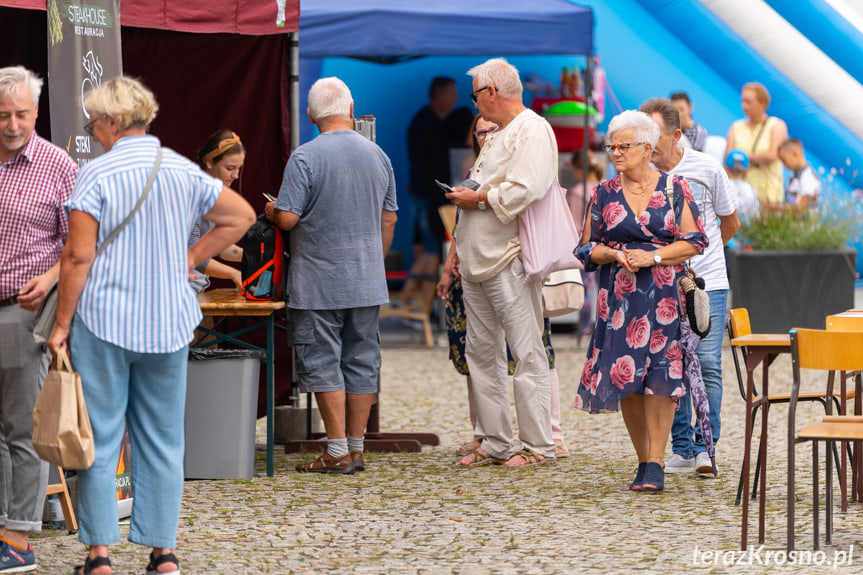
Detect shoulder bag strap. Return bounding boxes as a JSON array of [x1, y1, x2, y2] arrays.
[[95, 147, 162, 258], [749, 117, 770, 156]]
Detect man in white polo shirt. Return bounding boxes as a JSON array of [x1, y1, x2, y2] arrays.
[[641, 97, 740, 475]]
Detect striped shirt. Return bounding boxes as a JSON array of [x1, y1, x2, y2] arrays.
[[682, 123, 708, 152], [68, 135, 222, 353], [0, 134, 77, 299]]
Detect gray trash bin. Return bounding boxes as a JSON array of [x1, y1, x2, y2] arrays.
[[184, 349, 264, 479]]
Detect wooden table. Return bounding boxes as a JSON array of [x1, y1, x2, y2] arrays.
[[197, 289, 285, 477], [730, 332, 791, 550]]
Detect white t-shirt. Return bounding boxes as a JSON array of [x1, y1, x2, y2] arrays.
[[728, 179, 760, 219], [669, 148, 737, 291], [786, 164, 820, 206]]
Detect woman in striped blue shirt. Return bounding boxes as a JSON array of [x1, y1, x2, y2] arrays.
[[47, 77, 254, 575]]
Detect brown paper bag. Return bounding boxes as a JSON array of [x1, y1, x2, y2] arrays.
[[31, 348, 95, 469]]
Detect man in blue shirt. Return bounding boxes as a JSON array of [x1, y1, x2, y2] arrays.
[[267, 77, 398, 474]]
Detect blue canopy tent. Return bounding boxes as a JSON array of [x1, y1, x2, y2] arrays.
[[295, 0, 595, 260], [298, 0, 594, 58]]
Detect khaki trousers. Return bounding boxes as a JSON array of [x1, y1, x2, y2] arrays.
[[462, 257, 555, 459]]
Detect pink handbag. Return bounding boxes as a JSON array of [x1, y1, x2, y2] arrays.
[[518, 179, 582, 282]]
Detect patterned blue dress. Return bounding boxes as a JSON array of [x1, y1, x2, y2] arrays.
[[573, 173, 707, 413]]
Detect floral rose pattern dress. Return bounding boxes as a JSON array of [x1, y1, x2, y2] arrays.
[[573, 173, 707, 413]]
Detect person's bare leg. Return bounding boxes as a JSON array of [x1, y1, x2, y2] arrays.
[[315, 391, 346, 439], [620, 394, 648, 463], [346, 393, 375, 439], [0, 528, 28, 551], [645, 395, 676, 466]]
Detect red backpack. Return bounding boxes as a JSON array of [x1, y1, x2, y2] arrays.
[[240, 214, 287, 301]]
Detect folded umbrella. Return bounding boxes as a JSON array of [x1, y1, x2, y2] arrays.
[[679, 317, 717, 476]]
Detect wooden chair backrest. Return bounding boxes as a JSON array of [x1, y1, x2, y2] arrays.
[[826, 314, 863, 332], [727, 315, 750, 402], [791, 329, 863, 372], [728, 308, 752, 338]]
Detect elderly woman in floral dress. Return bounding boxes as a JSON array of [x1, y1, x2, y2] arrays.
[[574, 110, 707, 492]]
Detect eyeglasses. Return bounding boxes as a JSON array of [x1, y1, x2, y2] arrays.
[[604, 142, 646, 154], [470, 86, 491, 104], [83, 115, 104, 137], [473, 126, 498, 139]]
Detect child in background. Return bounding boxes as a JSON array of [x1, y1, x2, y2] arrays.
[[778, 138, 820, 209], [724, 148, 760, 219]]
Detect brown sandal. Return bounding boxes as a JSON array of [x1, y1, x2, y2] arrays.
[[504, 448, 555, 467], [455, 439, 481, 457], [554, 439, 570, 458], [457, 448, 504, 468]]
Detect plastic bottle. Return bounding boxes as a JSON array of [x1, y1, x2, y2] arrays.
[[47, 495, 65, 530], [560, 67, 572, 98], [570, 66, 581, 99]]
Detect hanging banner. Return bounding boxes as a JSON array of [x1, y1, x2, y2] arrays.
[[47, 0, 122, 168]]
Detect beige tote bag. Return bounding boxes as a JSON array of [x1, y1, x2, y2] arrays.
[[32, 348, 95, 470]]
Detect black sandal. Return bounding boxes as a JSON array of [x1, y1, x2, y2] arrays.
[[145, 551, 180, 575], [73, 554, 111, 574]]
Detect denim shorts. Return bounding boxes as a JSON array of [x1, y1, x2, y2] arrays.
[[289, 307, 381, 394]]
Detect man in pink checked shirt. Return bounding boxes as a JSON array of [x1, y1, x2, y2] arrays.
[[0, 66, 77, 573]]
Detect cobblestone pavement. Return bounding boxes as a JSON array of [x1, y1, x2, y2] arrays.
[[32, 330, 863, 574]]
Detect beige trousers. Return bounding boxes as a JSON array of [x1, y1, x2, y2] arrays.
[[462, 257, 555, 459]]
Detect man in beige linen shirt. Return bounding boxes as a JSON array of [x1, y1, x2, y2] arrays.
[[445, 58, 557, 467]]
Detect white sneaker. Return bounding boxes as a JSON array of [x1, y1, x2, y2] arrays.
[[664, 453, 695, 473], [695, 451, 717, 475]]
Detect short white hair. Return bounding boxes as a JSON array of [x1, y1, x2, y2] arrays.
[[307, 77, 352, 123], [0, 66, 42, 106], [607, 110, 660, 148], [467, 58, 522, 100]]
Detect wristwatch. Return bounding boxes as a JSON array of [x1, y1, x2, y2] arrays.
[[477, 191, 487, 211], [653, 252, 662, 265]]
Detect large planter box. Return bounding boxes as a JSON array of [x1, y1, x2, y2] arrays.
[[727, 248, 857, 333]]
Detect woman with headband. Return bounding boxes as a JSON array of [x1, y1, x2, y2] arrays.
[[189, 130, 247, 291]]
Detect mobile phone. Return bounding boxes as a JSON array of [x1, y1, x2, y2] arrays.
[[263, 193, 277, 202], [434, 179, 454, 193], [458, 178, 480, 191]]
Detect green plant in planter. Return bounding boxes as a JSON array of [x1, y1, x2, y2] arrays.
[[736, 204, 859, 251]]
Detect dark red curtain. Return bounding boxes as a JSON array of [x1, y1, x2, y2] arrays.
[[122, 29, 295, 416], [0, 8, 52, 137], [122, 27, 292, 214]]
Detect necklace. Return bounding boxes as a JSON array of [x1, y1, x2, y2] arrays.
[[621, 172, 650, 197]]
